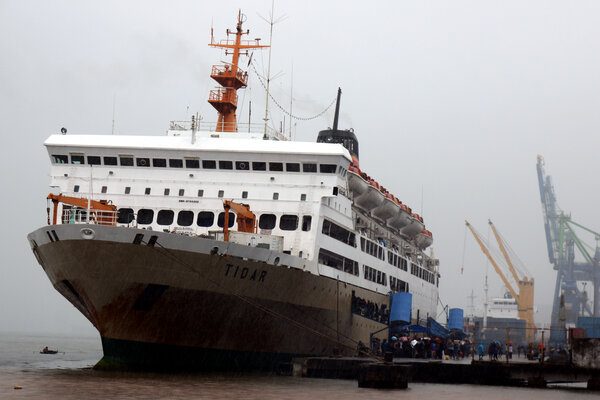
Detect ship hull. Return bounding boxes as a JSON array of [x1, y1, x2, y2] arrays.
[[28, 224, 389, 370]]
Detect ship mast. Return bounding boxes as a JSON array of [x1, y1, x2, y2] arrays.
[[208, 11, 269, 132]]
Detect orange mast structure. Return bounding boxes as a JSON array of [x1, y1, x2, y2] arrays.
[[208, 11, 269, 132]]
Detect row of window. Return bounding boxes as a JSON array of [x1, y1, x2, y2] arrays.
[[318, 249, 359, 276], [322, 219, 356, 247], [74, 185, 308, 202], [360, 237, 385, 260], [318, 247, 417, 291], [390, 276, 409, 293], [388, 251, 409, 271], [363, 265, 387, 286], [53, 154, 338, 174], [410, 263, 436, 285], [116, 208, 312, 231]]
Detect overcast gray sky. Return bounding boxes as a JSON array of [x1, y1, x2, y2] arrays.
[[1, 0, 599, 336]]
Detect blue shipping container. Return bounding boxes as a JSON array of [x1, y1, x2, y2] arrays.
[[390, 292, 412, 323], [578, 317, 600, 338], [448, 308, 464, 331]]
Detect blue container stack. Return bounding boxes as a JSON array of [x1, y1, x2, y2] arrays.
[[390, 292, 412, 324], [448, 308, 464, 331]]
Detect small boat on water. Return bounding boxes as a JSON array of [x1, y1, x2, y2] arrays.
[[40, 347, 58, 354]]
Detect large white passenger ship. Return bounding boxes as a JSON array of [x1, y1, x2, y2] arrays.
[[27, 13, 440, 369]]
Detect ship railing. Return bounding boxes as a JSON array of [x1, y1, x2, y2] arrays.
[[208, 88, 238, 106], [211, 65, 249, 86], [169, 120, 288, 140], [59, 209, 118, 226]]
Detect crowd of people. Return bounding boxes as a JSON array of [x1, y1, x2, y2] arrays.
[[362, 336, 473, 360], [351, 292, 389, 324]]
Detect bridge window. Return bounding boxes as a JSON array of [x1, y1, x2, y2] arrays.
[[197, 211, 214, 227], [137, 209, 154, 225], [280, 215, 298, 231], [145, 188, 151, 195], [219, 160, 233, 170], [320, 164, 337, 173], [217, 212, 235, 228], [269, 162, 283, 171], [169, 159, 183, 168], [202, 160, 216, 169], [73, 185, 80, 192], [273, 193, 279, 200], [136, 158, 150, 167], [153, 158, 166, 167], [120, 156, 134, 166], [218, 190, 224, 198], [178, 189, 185, 196], [71, 154, 84, 164], [197, 189, 204, 197], [286, 163, 300, 172], [303, 163, 317, 173], [177, 211, 194, 226], [124, 187, 131, 194], [259, 214, 276, 230], [164, 188, 170, 196], [51, 154, 68, 164], [252, 162, 266, 171], [104, 156, 117, 166], [242, 191, 248, 199], [185, 159, 200, 169], [236, 161, 250, 170], [87, 156, 101, 165], [157, 210, 174, 225], [101, 186, 107, 194]]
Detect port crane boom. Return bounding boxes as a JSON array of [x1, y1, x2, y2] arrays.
[[536, 155, 600, 344], [466, 220, 536, 343]]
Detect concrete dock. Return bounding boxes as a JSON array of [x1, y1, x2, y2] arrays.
[[286, 356, 600, 390]]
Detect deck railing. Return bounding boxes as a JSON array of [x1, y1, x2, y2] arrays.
[[59, 209, 118, 226]]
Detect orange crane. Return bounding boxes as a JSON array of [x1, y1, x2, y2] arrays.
[[47, 193, 117, 226], [466, 220, 536, 343], [222, 200, 256, 241]]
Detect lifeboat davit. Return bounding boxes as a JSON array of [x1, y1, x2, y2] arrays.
[[372, 193, 397, 222], [400, 213, 425, 238], [354, 180, 385, 212], [387, 202, 412, 230], [347, 166, 369, 196], [415, 229, 433, 249]]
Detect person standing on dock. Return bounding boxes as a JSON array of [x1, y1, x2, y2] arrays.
[[477, 343, 484, 361]]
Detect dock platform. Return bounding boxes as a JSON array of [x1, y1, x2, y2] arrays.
[[286, 356, 600, 390]]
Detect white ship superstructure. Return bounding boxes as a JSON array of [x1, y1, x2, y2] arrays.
[[28, 12, 440, 369], [43, 124, 438, 317]]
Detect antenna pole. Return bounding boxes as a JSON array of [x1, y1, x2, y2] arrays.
[[289, 61, 293, 139], [263, 0, 275, 137], [111, 94, 116, 135]]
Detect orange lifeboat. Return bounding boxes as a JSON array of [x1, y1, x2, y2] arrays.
[[400, 212, 425, 238], [372, 192, 398, 222], [354, 179, 385, 212], [347, 165, 369, 196], [415, 229, 433, 249], [387, 201, 412, 231]]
